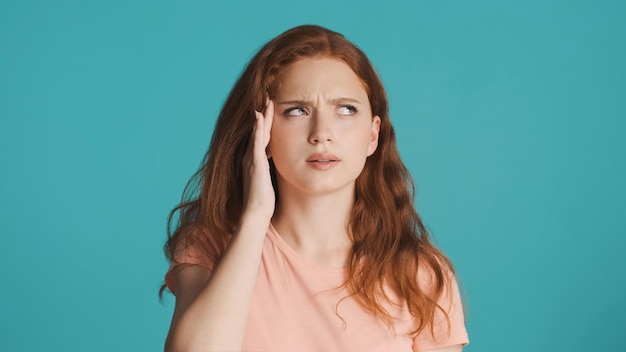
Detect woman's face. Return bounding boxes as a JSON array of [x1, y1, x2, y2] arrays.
[[268, 57, 380, 198]]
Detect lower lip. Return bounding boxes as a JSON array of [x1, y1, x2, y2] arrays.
[[307, 161, 339, 171]]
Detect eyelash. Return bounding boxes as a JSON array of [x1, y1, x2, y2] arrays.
[[283, 105, 358, 117], [283, 106, 308, 116], [338, 104, 357, 115]]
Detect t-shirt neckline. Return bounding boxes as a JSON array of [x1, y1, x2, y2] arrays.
[[268, 222, 346, 275]]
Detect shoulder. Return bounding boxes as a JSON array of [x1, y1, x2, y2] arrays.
[[164, 226, 228, 295], [412, 258, 469, 350]]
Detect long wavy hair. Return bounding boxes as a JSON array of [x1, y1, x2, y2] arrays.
[[162, 24, 455, 338]]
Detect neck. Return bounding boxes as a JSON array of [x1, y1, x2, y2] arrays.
[[272, 186, 354, 267]]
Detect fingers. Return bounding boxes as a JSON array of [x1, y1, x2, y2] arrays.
[[253, 109, 266, 160], [241, 101, 276, 219], [248, 99, 274, 164], [263, 99, 273, 149]]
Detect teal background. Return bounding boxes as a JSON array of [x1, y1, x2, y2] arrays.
[[1, 0, 624, 351]]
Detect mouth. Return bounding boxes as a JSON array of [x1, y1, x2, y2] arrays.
[[306, 153, 340, 163], [306, 154, 340, 170]]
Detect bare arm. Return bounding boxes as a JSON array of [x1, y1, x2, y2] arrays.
[[165, 101, 275, 352]]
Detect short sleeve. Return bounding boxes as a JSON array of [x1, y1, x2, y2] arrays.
[[412, 276, 469, 351], [164, 243, 215, 296]]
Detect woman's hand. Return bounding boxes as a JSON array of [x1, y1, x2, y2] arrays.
[[166, 100, 276, 352], [242, 99, 275, 222]]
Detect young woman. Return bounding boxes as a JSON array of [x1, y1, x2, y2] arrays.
[[162, 25, 469, 351]]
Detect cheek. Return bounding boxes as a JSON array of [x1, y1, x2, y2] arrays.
[[268, 126, 292, 158], [268, 125, 283, 149], [348, 125, 375, 148]]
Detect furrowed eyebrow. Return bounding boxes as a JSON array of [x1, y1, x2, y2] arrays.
[[331, 97, 362, 105], [276, 100, 311, 105], [276, 97, 363, 105]]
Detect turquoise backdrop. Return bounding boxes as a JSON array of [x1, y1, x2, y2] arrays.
[[1, 1, 624, 351]]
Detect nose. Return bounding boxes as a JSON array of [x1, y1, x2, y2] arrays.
[[308, 111, 334, 144]]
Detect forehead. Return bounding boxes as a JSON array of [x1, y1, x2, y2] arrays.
[[273, 57, 368, 100]]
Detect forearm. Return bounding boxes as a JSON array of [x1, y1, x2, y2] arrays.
[[166, 214, 269, 352]]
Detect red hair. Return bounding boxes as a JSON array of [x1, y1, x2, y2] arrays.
[[162, 25, 456, 338]]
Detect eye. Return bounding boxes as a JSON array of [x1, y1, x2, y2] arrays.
[[284, 106, 308, 117], [337, 104, 357, 115]]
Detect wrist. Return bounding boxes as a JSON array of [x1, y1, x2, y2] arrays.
[[235, 212, 272, 239]]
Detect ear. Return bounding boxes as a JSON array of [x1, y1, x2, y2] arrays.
[[367, 116, 381, 156]]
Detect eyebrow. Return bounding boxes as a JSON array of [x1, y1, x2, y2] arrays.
[[276, 97, 363, 105]]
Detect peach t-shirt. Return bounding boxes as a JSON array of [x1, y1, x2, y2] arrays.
[[165, 224, 469, 351]]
